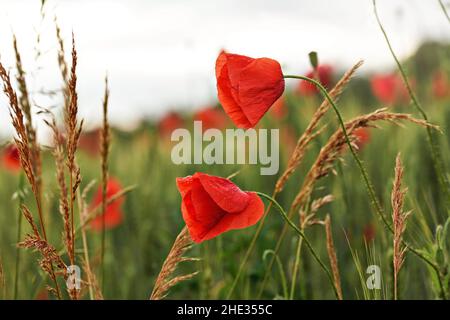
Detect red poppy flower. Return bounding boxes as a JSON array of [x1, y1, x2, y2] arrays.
[[297, 65, 333, 96], [2, 144, 21, 173], [176, 172, 264, 243], [90, 177, 124, 231], [158, 112, 184, 138], [353, 127, 370, 149], [270, 96, 287, 119], [432, 71, 449, 99], [193, 107, 228, 130], [215, 51, 285, 129], [370, 74, 408, 104]]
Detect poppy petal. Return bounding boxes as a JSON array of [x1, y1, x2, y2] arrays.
[[199, 192, 264, 241], [216, 54, 252, 128], [190, 178, 225, 228], [227, 192, 265, 230], [196, 172, 249, 213], [176, 176, 194, 197], [237, 58, 285, 126]]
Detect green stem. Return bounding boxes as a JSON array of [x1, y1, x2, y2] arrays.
[[255, 192, 339, 299], [373, 0, 450, 212], [263, 250, 289, 299], [284, 74, 390, 227], [283, 74, 447, 300], [226, 198, 274, 299], [289, 235, 303, 300], [13, 174, 25, 299], [438, 0, 450, 24]]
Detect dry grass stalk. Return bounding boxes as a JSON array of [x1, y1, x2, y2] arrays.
[[13, 36, 34, 143], [0, 64, 60, 297], [55, 18, 69, 106], [291, 108, 437, 210], [45, 117, 73, 267], [275, 60, 364, 194], [19, 206, 67, 297], [324, 214, 343, 300], [76, 181, 100, 300], [100, 76, 110, 283], [0, 62, 36, 198], [391, 153, 410, 300], [13, 36, 43, 199], [150, 227, 198, 300], [300, 194, 334, 228], [64, 35, 83, 273], [18, 234, 67, 281], [82, 258, 103, 300]]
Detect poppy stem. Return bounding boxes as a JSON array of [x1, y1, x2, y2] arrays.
[[255, 191, 340, 299], [284, 74, 389, 227], [284, 73, 447, 300], [226, 199, 274, 299]]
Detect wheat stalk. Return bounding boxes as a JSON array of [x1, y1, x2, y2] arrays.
[[18, 205, 67, 297], [100, 75, 110, 290], [259, 108, 437, 297], [292, 108, 436, 210], [64, 35, 83, 277], [0, 61, 63, 298], [275, 60, 364, 193], [324, 214, 343, 300], [150, 227, 198, 300], [391, 153, 410, 300], [44, 116, 73, 267]]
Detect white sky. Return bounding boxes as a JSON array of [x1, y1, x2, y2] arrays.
[[0, 0, 449, 137]]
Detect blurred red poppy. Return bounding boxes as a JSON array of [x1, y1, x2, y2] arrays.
[[78, 129, 101, 157], [194, 107, 228, 130], [270, 96, 287, 119], [2, 144, 21, 173], [297, 65, 333, 96], [90, 177, 124, 231], [158, 112, 184, 138], [353, 127, 370, 149], [432, 71, 449, 99], [215, 51, 285, 129], [370, 74, 408, 104], [363, 223, 376, 242], [176, 172, 264, 243]]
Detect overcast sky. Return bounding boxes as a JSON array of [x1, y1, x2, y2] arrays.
[[0, 0, 449, 137]]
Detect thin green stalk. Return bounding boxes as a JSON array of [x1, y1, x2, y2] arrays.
[[263, 250, 289, 299], [438, 0, 450, 24], [226, 195, 274, 299], [373, 0, 450, 212], [263, 74, 448, 300], [13, 174, 25, 299], [284, 74, 389, 226], [289, 235, 303, 300], [255, 192, 339, 299], [257, 208, 293, 298], [76, 189, 94, 300]]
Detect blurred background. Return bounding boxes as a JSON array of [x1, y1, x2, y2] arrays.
[[0, 0, 449, 136]]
